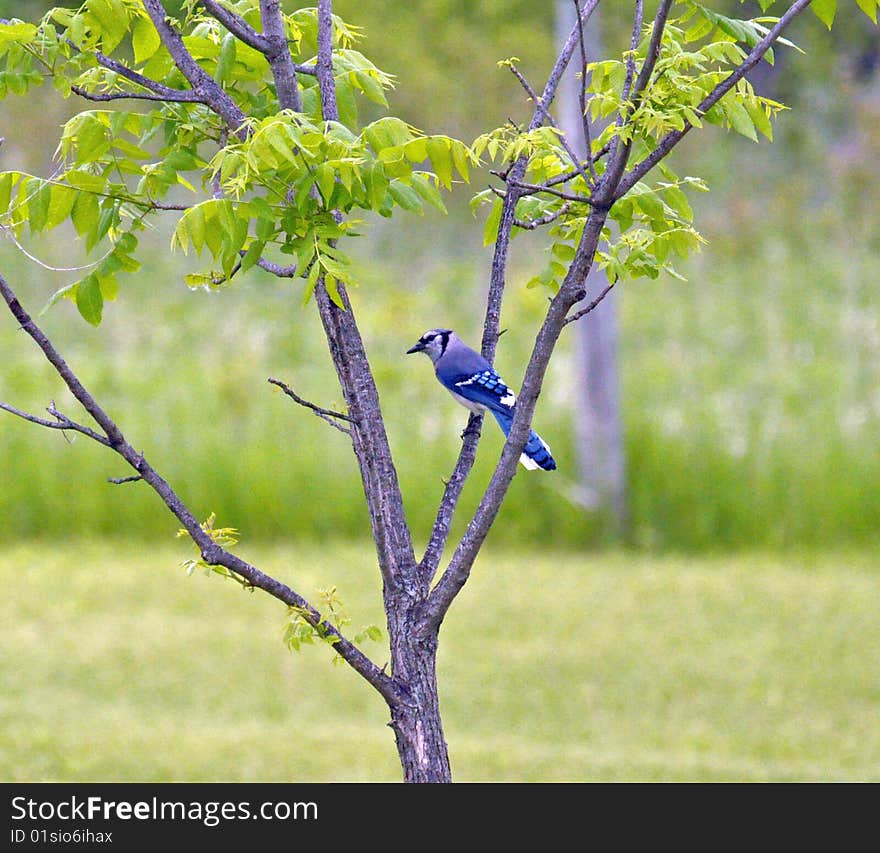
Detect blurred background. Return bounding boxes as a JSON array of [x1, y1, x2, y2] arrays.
[[1, 1, 878, 781]]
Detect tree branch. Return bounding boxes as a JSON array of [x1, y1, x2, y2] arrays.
[[268, 377, 353, 435], [141, 0, 248, 134], [65, 40, 206, 104], [418, 412, 482, 579], [253, 256, 298, 277], [595, 0, 672, 206], [108, 474, 143, 484], [562, 280, 616, 325], [514, 201, 572, 230], [420, 207, 609, 634], [507, 177, 594, 205], [482, 0, 602, 363], [312, 0, 417, 595], [0, 270, 401, 707], [0, 400, 112, 446], [573, 0, 597, 182], [615, 0, 814, 199], [199, 0, 269, 52], [316, 0, 337, 120], [423, 2, 817, 623], [418, 0, 602, 581], [70, 84, 203, 104], [259, 0, 303, 112]]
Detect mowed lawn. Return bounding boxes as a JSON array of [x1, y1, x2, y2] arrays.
[[1, 539, 878, 782]]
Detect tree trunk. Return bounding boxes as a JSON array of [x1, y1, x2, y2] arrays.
[[388, 629, 451, 783], [555, 1, 628, 535]]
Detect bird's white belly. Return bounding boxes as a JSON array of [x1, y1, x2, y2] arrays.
[[448, 390, 485, 414]]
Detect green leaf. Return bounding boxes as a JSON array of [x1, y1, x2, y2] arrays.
[[402, 137, 428, 163], [75, 274, 103, 325], [97, 272, 118, 302], [388, 180, 422, 213], [451, 141, 472, 183], [483, 197, 503, 246], [354, 69, 388, 106], [323, 273, 345, 308], [662, 185, 693, 221], [72, 116, 111, 165], [240, 240, 265, 273], [302, 258, 321, 306], [362, 117, 415, 153], [132, 15, 160, 64], [71, 191, 100, 237], [64, 170, 107, 193], [855, 0, 878, 22], [811, 0, 837, 28], [0, 21, 37, 44], [335, 77, 358, 127], [426, 137, 453, 190], [635, 189, 664, 220], [724, 98, 758, 142], [315, 162, 336, 204], [215, 32, 237, 84], [27, 181, 51, 233], [87, 0, 128, 54], [0, 172, 14, 215], [411, 172, 447, 213], [365, 160, 388, 209], [45, 184, 77, 230], [551, 242, 575, 262]]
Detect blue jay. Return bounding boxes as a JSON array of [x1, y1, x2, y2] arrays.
[[407, 328, 556, 471]]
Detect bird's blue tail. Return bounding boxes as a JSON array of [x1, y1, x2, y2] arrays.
[[491, 410, 556, 471]]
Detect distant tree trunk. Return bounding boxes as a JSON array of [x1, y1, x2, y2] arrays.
[[555, 1, 627, 534]]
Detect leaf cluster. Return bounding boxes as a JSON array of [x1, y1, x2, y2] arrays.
[[0, 2, 474, 322], [282, 585, 382, 662]]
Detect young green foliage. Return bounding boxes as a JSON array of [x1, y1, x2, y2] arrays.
[[471, 2, 838, 291], [282, 585, 382, 664], [177, 512, 250, 586], [0, 3, 475, 323]]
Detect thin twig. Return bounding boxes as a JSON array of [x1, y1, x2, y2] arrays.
[[562, 280, 616, 325], [620, 0, 645, 106], [0, 400, 112, 446], [108, 474, 144, 484], [596, 0, 671, 206], [573, 0, 597, 182], [199, 0, 270, 52], [507, 177, 593, 205], [70, 85, 203, 104], [1, 223, 113, 273], [268, 377, 353, 435], [507, 61, 595, 192], [255, 257, 298, 277], [514, 201, 572, 230]]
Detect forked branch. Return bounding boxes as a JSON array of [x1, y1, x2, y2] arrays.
[[0, 271, 400, 706]]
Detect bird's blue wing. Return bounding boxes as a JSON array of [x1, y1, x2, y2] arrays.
[[439, 367, 517, 416]]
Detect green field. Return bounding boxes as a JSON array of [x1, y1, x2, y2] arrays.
[[2, 540, 878, 782]]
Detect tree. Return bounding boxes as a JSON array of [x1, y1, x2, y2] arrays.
[[0, 0, 873, 782]]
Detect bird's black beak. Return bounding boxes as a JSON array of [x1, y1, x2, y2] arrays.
[[406, 340, 425, 354]]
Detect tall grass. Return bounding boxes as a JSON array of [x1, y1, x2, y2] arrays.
[[1, 84, 879, 550]]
